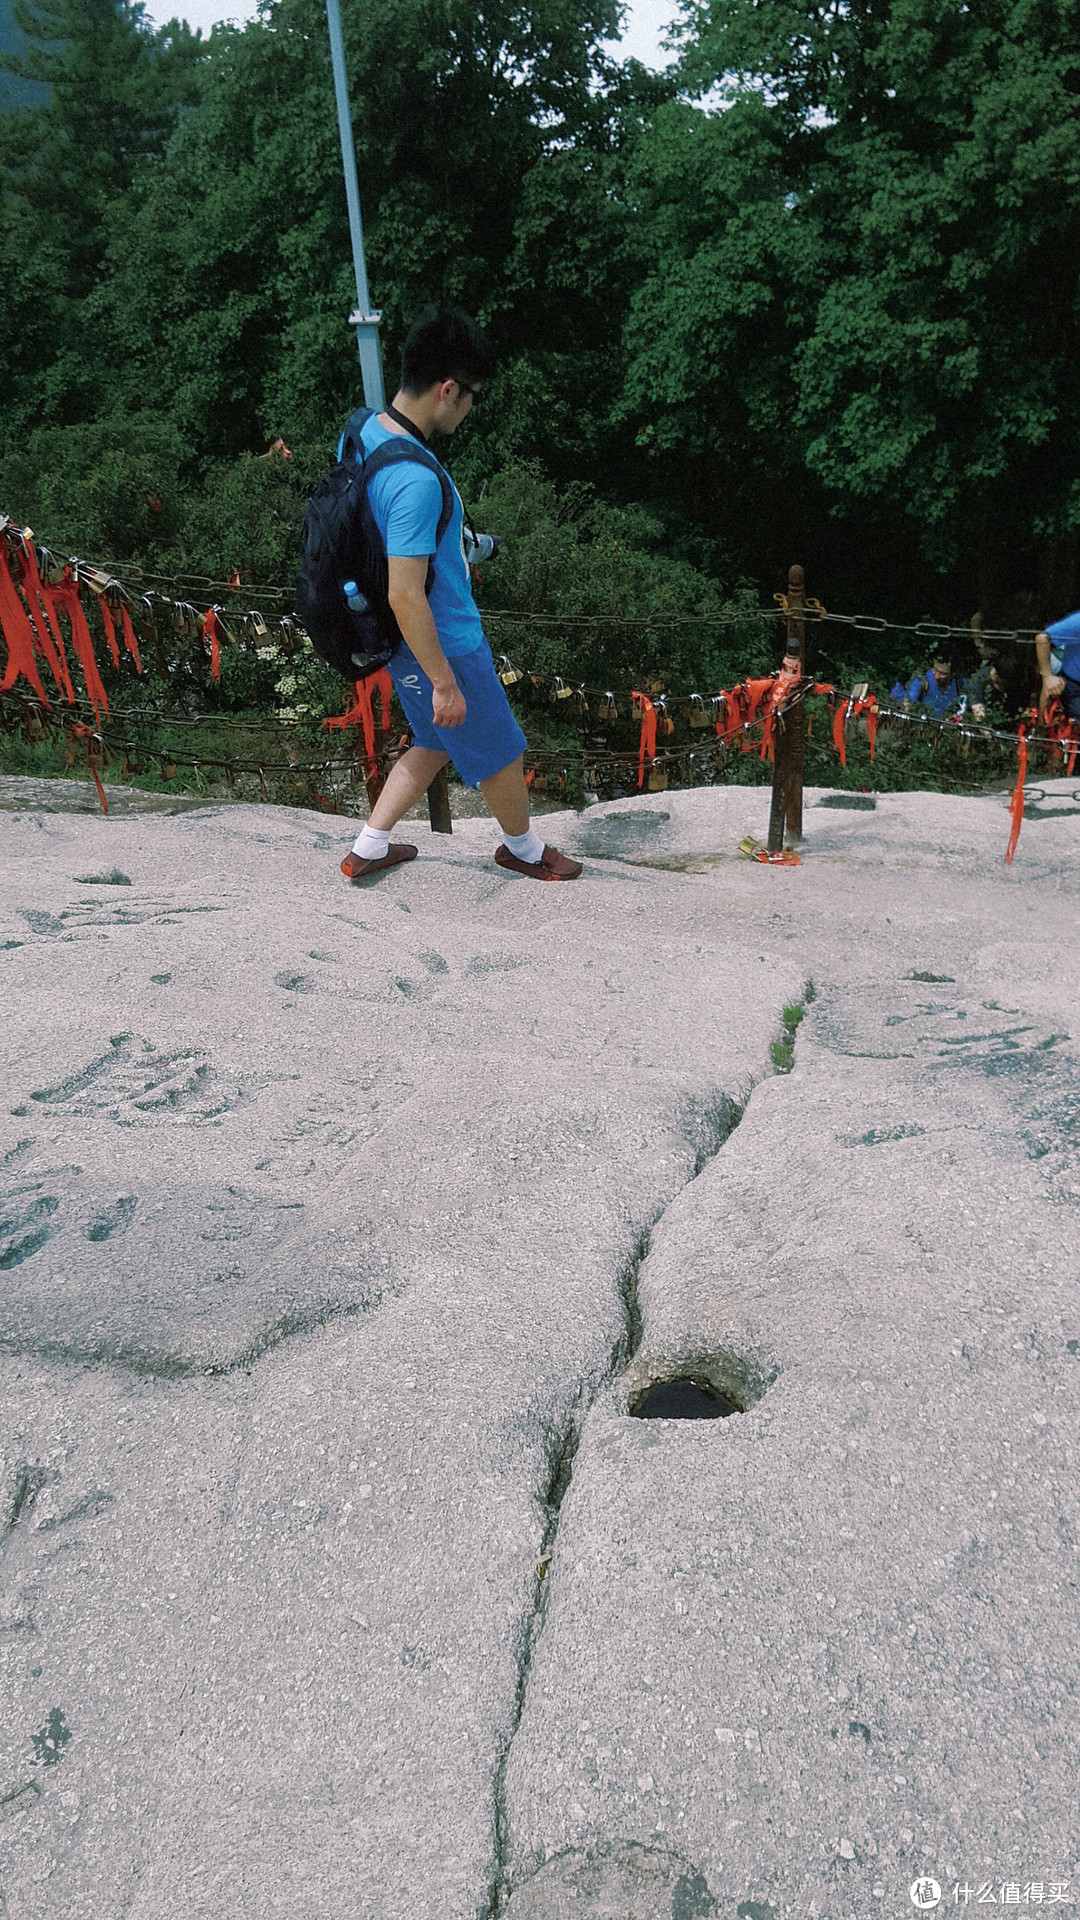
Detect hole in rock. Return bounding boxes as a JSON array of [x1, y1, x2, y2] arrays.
[[630, 1376, 740, 1420]]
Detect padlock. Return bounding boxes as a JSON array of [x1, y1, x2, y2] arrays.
[[571, 689, 589, 717], [531, 769, 547, 792], [160, 755, 177, 781], [249, 609, 269, 638], [648, 767, 668, 791], [688, 696, 710, 729], [655, 701, 675, 738], [551, 676, 572, 700], [496, 655, 521, 686]]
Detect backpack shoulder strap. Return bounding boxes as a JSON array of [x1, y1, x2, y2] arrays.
[[356, 436, 456, 550], [339, 407, 374, 464]]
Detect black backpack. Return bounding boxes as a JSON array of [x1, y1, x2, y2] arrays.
[[295, 407, 456, 681]]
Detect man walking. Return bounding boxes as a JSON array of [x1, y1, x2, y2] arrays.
[[340, 307, 582, 884]]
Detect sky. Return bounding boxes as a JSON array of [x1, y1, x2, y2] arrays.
[[145, 0, 682, 69]]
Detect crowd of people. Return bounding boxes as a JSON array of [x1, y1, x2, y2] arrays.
[[887, 599, 1080, 728]]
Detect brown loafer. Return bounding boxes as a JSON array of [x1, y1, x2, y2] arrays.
[[341, 843, 418, 880], [493, 843, 583, 881]]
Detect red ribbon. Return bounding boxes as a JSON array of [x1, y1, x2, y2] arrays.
[[323, 669, 394, 768], [45, 575, 109, 723], [760, 663, 802, 761], [16, 536, 75, 699], [719, 687, 742, 745], [203, 607, 221, 683], [832, 694, 876, 768], [833, 700, 850, 767], [0, 542, 51, 702], [66, 720, 108, 814], [97, 598, 121, 668], [1005, 725, 1027, 865], [117, 601, 142, 673], [631, 690, 656, 788]]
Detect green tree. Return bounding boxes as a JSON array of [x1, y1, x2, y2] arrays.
[[90, 0, 629, 461], [0, 0, 202, 430], [622, 0, 1080, 615]]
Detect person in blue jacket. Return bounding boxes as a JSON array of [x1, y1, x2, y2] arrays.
[[1036, 611, 1080, 720], [890, 656, 964, 718]]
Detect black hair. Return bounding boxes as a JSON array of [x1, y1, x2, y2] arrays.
[[400, 306, 494, 395]]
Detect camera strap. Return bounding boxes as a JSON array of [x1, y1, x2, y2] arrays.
[[383, 402, 483, 555], [384, 404, 429, 445]]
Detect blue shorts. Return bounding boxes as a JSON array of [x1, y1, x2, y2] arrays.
[[388, 639, 527, 787]]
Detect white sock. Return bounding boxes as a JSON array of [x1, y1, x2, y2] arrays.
[[503, 825, 545, 865], [353, 824, 390, 859]]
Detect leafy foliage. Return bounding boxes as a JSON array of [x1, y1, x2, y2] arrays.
[[2, 0, 1079, 671]]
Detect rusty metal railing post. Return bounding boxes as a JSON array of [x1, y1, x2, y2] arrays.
[[785, 564, 806, 838]]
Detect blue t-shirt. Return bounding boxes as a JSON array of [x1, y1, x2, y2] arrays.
[[906, 672, 962, 717], [351, 413, 483, 661], [1045, 610, 1080, 682]]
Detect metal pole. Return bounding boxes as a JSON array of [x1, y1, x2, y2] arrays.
[[325, 0, 385, 410]]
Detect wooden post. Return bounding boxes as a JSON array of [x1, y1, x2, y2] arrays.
[[766, 562, 807, 854], [766, 712, 789, 853], [427, 765, 453, 834], [785, 564, 806, 838]]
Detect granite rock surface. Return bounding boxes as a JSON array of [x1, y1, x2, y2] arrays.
[[1, 779, 1077, 1919]]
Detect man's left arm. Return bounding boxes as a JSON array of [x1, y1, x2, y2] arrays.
[[1035, 631, 1064, 714]]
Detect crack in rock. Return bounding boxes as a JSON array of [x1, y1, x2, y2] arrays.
[[484, 994, 810, 1915]]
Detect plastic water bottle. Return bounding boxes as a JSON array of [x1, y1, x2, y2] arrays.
[[343, 578, 369, 612]]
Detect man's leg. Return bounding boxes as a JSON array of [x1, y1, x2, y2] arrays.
[[478, 754, 530, 837], [480, 755, 582, 882], [342, 746, 449, 879], [368, 746, 450, 831]]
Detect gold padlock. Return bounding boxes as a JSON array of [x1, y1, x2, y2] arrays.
[[497, 655, 521, 686], [648, 767, 668, 791]]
